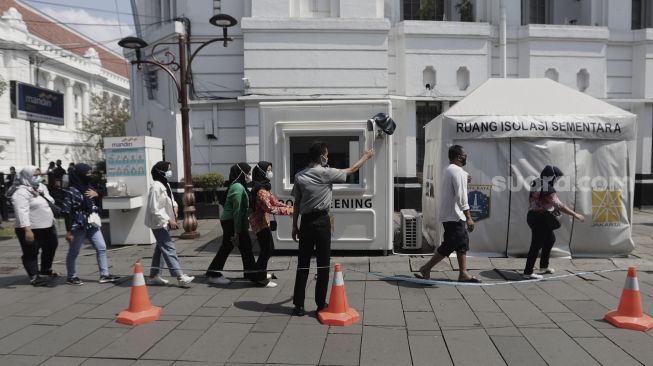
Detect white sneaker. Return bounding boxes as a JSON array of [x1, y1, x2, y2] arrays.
[[258, 280, 277, 288], [523, 273, 544, 280], [207, 276, 231, 285], [147, 275, 169, 286], [540, 268, 555, 274], [177, 274, 195, 287], [266, 274, 272, 280]]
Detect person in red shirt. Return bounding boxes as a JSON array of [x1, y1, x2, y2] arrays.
[[523, 165, 584, 279], [249, 161, 293, 288]]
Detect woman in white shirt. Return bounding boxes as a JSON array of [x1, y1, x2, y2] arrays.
[[7, 166, 59, 286], [144, 161, 194, 287]]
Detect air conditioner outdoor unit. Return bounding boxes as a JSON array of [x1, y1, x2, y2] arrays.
[[401, 209, 423, 250]]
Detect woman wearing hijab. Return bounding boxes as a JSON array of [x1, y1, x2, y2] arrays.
[[8, 166, 59, 286], [144, 161, 194, 287], [206, 163, 258, 285], [523, 165, 585, 279], [61, 163, 119, 285], [249, 162, 293, 288]]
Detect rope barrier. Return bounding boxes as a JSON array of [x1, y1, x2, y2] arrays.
[[144, 263, 627, 286]]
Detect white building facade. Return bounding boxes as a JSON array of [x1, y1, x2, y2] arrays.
[[0, 0, 130, 172], [128, 0, 653, 208]]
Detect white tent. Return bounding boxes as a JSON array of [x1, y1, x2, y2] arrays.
[[422, 78, 637, 258]]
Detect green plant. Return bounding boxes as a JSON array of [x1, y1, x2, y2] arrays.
[[81, 92, 130, 148], [0, 75, 7, 97], [192, 172, 224, 189]]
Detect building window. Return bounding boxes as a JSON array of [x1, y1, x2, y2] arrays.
[[522, 0, 548, 25], [402, 0, 445, 21], [633, 0, 653, 29], [289, 135, 362, 185], [456, 66, 470, 91], [416, 102, 442, 177], [545, 68, 559, 81], [577, 69, 590, 92], [300, 0, 331, 18], [423, 66, 436, 90], [402, 0, 474, 22]]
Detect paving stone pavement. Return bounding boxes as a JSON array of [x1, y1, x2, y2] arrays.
[[0, 211, 652, 365]]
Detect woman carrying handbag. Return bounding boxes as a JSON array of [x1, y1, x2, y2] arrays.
[[8, 166, 60, 286], [523, 165, 585, 279], [249, 161, 293, 288]]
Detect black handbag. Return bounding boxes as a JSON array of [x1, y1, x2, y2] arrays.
[[269, 216, 277, 232], [544, 210, 561, 230], [39, 192, 62, 218]]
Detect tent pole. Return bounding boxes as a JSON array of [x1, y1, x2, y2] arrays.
[[500, 0, 507, 78]]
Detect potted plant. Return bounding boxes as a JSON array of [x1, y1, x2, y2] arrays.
[[191, 172, 225, 219]]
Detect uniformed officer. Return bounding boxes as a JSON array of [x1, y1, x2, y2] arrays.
[[291, 141, 374, 316]]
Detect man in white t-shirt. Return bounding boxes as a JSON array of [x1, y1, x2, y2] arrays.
[[416, 145, 480, 283]]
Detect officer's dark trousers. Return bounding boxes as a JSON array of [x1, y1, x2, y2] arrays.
[[293, 211, 331, 308]]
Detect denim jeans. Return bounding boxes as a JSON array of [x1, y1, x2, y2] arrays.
[[150, 227, 182, 278], [66, 227, 109, 278]]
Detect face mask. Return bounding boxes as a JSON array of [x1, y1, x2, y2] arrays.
[[164, 170, 173, 179], [266, 171, 274, 180], [321, 155, 329, 167], [31, 176, 43, 186], [245, 174, 252, 184]]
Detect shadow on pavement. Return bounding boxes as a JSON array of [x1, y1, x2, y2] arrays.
[[234, 297, 295, 316]]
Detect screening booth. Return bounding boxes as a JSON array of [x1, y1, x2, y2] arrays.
[[259, 101, 394, 252], [422, 78, 637, 258]]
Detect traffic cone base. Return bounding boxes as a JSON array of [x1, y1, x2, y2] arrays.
[[116, 262, 161, 326], [117, 306, 162, 326], [318, 263, 360, 326], [604, 266, 653, 332], [318, 308, 360, 326], [604, 311, 653, 332]]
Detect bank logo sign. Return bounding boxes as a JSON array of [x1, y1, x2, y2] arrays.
[[468, 185, 491, 222], [592, 190, 622, 227], [10, 81, 64, 125]]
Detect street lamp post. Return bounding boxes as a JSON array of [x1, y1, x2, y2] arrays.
[[119, 14, 238, 239]]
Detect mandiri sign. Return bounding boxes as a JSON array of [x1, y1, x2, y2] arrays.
[[10, 81, 64, 125]]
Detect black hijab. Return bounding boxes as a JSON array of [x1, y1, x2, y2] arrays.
[[533, 165, 564, 196], [227, 163, 251, 190], [151, 161, 173, 201], [69, 163, 92, 192], [251, 161, 272, 210]]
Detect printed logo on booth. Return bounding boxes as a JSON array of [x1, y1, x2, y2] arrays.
[[592, 190, 622, 226], [468, 185, 491, 222]]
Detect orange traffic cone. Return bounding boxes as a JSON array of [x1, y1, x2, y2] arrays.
[[116, 262, 162, 326], [604, 266, 653, 331], [318, 263, 360, 326]]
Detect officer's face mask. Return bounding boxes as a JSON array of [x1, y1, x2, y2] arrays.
[[320, 154, 329, 167]]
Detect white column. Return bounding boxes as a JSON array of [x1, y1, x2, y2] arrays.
[[46, 73, 55, 90], [81, 84, 90, 120], [63, 79, 74, 129]]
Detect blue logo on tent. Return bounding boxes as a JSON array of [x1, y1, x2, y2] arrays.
[[468, 188, 490, 222]]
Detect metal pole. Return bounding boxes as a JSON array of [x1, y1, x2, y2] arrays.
[[30, 121, 35, 166], [500, 0, 507, 78], [178, 34, 199, 239], [37, 122, 41, 169]]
